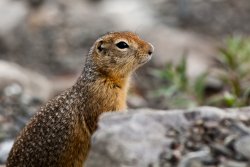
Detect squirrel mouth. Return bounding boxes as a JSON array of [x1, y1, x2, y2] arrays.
[[138, 55, 152, 64]]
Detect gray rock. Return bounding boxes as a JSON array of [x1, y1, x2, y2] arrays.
[[127, 94, 148, 108], [235, 135, 250, 160], [178, 149, 210, 167], [85, 107, 250, 167], [0, 140, 14, 163], [86, 110, 173, 167]]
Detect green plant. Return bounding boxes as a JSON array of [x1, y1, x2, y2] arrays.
[[212, 36, 250, 107], [152, 56, 207, 109], [153, 36, 250, 109]]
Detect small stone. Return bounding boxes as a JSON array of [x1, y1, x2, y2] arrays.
[[4, 83, 23, 97], [0, 140, 14, 163], [223, 160, 248, 167], [211, 144, 233, 157], [235, 135, 250, 160]]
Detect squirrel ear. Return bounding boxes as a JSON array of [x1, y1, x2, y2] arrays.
[[96, 40, 105, 53]]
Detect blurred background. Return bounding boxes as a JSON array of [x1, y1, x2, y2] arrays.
[[1, 0, 250, 164]]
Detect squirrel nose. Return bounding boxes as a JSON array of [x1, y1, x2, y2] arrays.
[[148, 50, 152, 55], [148, 43, 154, 55]]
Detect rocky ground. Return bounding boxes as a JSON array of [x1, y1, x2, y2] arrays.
[[86, 107, 250, 167]]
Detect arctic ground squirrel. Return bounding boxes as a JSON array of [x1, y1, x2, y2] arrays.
[[7, 31, 154, 167]]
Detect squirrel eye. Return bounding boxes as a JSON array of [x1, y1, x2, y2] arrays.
[[116, 41, 129, 49]]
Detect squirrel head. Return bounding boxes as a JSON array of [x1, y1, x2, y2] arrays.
[[91, 31, 154, 77]]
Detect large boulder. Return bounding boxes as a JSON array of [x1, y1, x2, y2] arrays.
[[85, 107, 250, 167]]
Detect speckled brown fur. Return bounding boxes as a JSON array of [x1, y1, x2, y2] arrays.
[[6, 31, 153, 167]]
